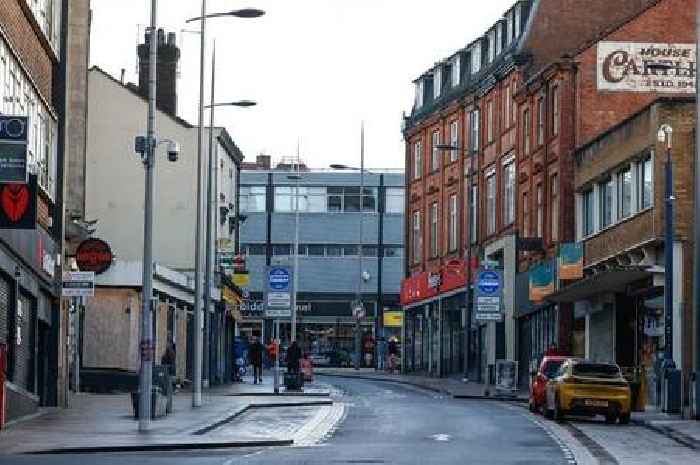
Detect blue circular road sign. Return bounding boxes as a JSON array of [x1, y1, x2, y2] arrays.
[[477, 271, 501, 294], [268, 267, 290, 290]]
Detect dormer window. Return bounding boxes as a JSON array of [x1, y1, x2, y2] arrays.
[[496, 23, 503, 55], [471, 43, 481, 74], [415, 80, 424, 108], [452, 55, 461, 87], [433, 68, 442, 99], [507, 11, 514, 44], [488, 30, 496, 63]]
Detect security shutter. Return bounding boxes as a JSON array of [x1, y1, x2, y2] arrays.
[[0, 277, 8, 345], [14, 294, 35, 391]]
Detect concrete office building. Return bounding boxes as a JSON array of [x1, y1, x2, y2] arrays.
[[239, 161, 404, 359]]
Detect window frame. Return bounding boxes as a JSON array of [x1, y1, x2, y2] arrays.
[[412, 210, 422, 264], [552, 85, 560, 136], [486, 173, 497, 235], [617, 166, 632, 219], [448, 194, 458, 252], [449, 120, 459, 162], [430, 202, 439, 258], [550, 175, 559, 242], [413, 141, 423, 180], [431, 130, 441, 172], [537, 96, 545, 146], [503, 160, 515, 226], [522, 108, 531, 155], [583, 189, 595, 237]]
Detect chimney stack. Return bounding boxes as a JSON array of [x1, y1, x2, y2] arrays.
[[137, 28, 180, 116]]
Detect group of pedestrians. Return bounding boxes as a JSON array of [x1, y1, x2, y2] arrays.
[[245, 336, 303, 384], [376, 336, 400, 372]]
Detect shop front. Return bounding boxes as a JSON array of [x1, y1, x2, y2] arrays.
[[401, 260, 467, 377]]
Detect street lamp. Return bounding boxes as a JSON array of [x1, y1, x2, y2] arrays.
[[287, 172, 303, 346], [657, 125, 675, 369], [330, 134, 378, 371], [187, 1, 264, 409], [436, 143, 474, 382], [203, 42, 257, 391]]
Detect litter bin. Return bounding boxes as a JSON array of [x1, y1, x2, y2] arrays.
[[131, 387, 163, 419], [663, 368, 682, 414], [284, 372, 304, 391]]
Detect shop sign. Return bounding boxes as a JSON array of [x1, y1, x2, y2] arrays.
[[0, 115, 28, 183], [0, 174, 37, 230], [530, 262, 555, 303], [383, 311, 403, 327], [558, 242, 584, 281], [62, 271, 95, 297], [233, 270, 249, 287], [428, 272, 441, 289], [76, 238, 113, 274], [598, 42, 696, 93]]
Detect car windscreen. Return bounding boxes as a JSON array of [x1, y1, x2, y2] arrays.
[[573, 363, 620, 378], [543, 360, 564, 378]]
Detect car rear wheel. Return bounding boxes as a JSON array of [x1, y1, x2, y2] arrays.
[[618, 413, 630, 425]]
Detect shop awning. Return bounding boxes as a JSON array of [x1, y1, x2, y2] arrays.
[[547, 267, 651, 303]]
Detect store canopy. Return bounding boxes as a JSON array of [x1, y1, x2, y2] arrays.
[[547, 267, 651, 303]]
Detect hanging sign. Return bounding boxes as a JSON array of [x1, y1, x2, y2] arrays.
[[76, 238, 113, 274], [0, 116, 28, 183], [0, 174, 36, 230], [529, 262, 555, 303], [559, 242, 584, 280]]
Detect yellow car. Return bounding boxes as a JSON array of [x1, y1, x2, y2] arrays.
[[545, 359, 632, 424]]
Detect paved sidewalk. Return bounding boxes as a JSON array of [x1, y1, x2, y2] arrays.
[[631, 406, 700, 447], [0, 376, 336, 454], [315, 368, 528, 401]]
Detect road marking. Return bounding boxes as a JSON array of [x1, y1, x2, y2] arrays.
[[429, 433, 452, 442]]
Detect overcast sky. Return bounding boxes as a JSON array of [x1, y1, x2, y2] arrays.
[[89, 0, 515, 170]]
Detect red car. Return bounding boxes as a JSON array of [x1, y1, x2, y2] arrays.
[[529, 356, 568, 413]]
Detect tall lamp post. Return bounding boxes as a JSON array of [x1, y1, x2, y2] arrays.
[[657, 125, 675, 369], [186, 4, 264, 407], [203, 41, 256, 387], [287, 169, 303, 344], [331, 131, 378, 370], [694, 0, 700, 420], [437, 143, 474, 382]]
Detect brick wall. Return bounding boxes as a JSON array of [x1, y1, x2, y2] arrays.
[[574, 0, 695, 146], [0, 0, 54, 103]]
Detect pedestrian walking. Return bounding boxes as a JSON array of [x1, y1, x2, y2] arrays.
[[376, 336, 387, 371], [287, 340, 302, 374], [248, 336, 264, 384], [388, 337, 399, 373]]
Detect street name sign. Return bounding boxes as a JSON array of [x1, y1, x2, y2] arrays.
[[475, 269, 503, 322], [62, 271, 95, 297], [264, 266, 293, 318]]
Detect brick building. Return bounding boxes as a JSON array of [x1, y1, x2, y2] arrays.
[[400, 0, 679, 383], [0, 0, 91, 421], [551, 98, 695, 406]]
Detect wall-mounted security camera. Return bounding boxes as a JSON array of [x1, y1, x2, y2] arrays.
[[167, 141, 180, 162]]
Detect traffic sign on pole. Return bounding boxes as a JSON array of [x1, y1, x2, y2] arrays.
[[62, 271, 95, 297], [474, 269, 503, 322]]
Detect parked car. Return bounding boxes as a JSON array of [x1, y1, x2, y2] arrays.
[[545, 359, 632, 424], [529, 356, 568, 413]]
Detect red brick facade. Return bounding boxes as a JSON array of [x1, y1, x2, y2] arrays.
[[0, 0, 56, 104]]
